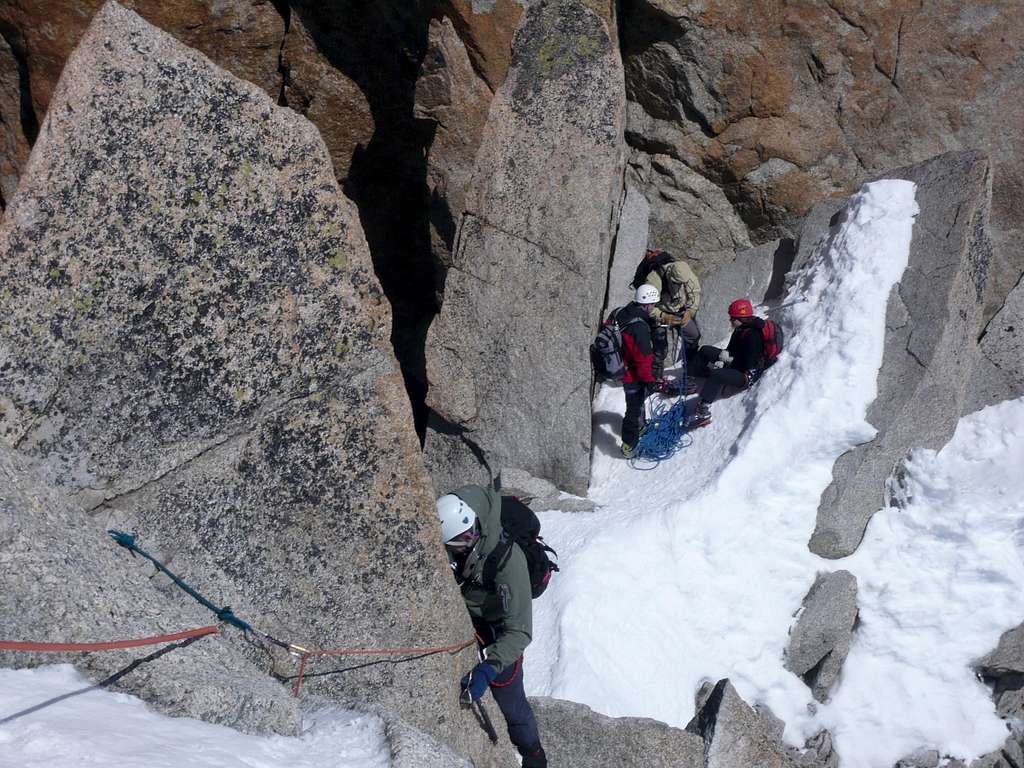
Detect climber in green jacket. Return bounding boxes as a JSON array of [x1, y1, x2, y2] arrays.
[[437, 484, 547, 768], [634, 249, 703, 379]]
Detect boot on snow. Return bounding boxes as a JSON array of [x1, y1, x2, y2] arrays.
[[690, 402, 712, 429]]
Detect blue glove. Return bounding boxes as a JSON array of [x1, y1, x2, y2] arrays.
[[461, 662, 498, 702]]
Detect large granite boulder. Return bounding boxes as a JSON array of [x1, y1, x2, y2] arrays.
[[530, 695, 704, 767], [424, 0, 627, 495], [809, 151, 992, 558], [686, 679, 837, 768], [0, 445, 299, 734], [977, 623, 1024, 720], [784, 571, 858, 703], [0, 0, 288, 204], [620, 0, 1024, 323], [0, 4, 493, 763]]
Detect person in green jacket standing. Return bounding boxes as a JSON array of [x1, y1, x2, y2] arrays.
[[641, 249, 702, 379], [437, 484, 547, 768]]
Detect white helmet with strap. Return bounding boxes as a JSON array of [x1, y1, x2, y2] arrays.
[[436, 494, 476, 542], [635, 283, 660, 305]]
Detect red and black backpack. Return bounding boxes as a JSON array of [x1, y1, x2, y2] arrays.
[[761, 319, 784, 367]]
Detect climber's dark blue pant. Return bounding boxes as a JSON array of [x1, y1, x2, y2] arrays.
[[696, 345, 750, 404], [489, 658, 546, 765], [622, 382, 649, 448]]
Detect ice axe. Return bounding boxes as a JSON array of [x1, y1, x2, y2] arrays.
[[460, 687, 499, 744]]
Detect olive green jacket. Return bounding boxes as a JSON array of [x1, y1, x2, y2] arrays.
[[645, 259, 701, 324], [447, 484, 532, 673]]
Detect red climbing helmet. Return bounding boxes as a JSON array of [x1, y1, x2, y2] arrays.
[[728, 298, 754, 319]]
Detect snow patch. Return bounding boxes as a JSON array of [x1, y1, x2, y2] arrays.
[[0, 665, 389, 768]]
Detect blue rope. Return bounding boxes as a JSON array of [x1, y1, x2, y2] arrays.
[[630, 334, 695, 468], [107, 529, 256, 636], [630, 396, 693, 467]]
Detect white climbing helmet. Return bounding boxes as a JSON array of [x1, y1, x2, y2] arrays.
[[436, 494, 477, 543], [635, 283, 660, 305]]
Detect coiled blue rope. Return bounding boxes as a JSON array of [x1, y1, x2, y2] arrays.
[[630, 337, 695, 468], [630, 396, 693, 467]]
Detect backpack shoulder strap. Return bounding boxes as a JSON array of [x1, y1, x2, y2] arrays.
[[481, 535, 515, 590]]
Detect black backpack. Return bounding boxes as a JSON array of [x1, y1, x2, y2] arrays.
[[630, 249, 675, 289], [482, 496, 559, 599], [590, 308, 645, 381]]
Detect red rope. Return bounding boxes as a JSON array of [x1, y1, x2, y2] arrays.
[[0, 626, 219, 652], [291, 638, 475, 696]]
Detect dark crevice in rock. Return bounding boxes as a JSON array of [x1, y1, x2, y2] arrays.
[[270, 0, 291, 31], [977, 271, 1024, 344], [83, 391, 313, 512], [0, 25, 40, 147], [799, 652, 829, 692], [288, 1, 436, 440], [763, 238, 797, 302], [893, 16, 906, 88], [271, 2, 291, 106], [12, 378, 64, 450], [86, 429, 250, 513]]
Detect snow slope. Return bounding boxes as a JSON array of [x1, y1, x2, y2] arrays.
[[528, 180, 1024, 766], [0, 665, 389, 768]]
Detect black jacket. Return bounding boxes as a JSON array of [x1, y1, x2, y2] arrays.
[[726, 317, 765, 372]]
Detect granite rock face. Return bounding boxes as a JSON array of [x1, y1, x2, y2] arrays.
[[968, 274, 1024, 411], [621, 0, 1024, 323], [628, 149, 751, 280], [0, 4, 489, 762], [0, 445, 300, 734], [530, 695, 704, 768], [277, 10, 375, 185], [810, 151, 992, 558], [784, 571, 858, 703], [699, 238, 794, 344], [424, 0, 626, 495], [415, 15, 494, 292]]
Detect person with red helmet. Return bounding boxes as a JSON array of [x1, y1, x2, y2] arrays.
[[691, 298, 766, 427]]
